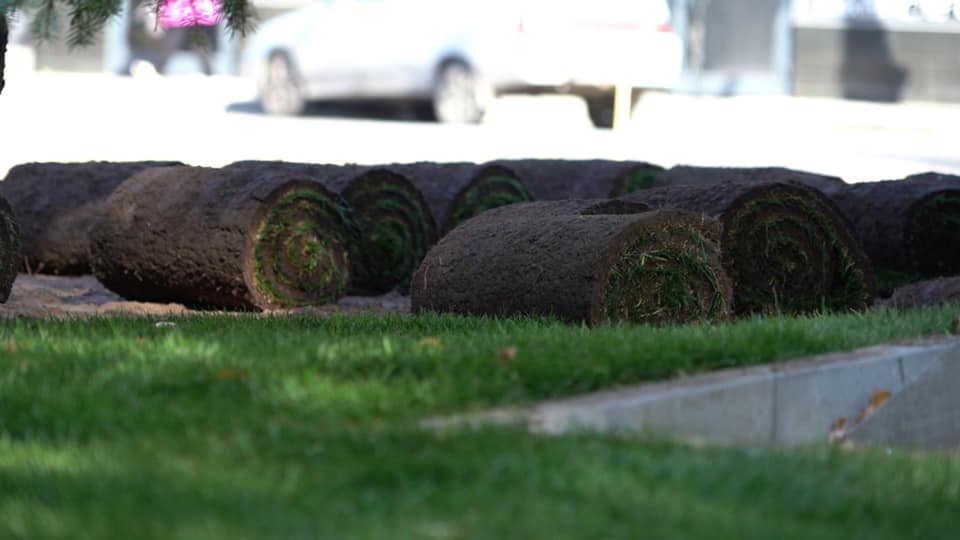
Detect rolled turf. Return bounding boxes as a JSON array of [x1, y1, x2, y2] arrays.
[[228, 161, 437, 294], [809, 172, 960, 287], [492, 159, 666, 198], [652, 165, 846, 190], [0, 195, 20, 303], [384, 162, 534, 234], [90, 165, 358, 310], [621, 182, 875, 315], [411, 200, 732, 325], [0, 161, 182, 274], [882, 276, 960, 311]]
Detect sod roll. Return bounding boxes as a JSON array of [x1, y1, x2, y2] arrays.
[[90, 165, 358, 310], [411, 200, 732, 325], [621, 182, 875, 315], [811, 172, 960, 284], [384, 162, 534, 234], [228, 161, 437, 294], [652, 165, 846, 190], [492, 159, 666, 198], [0, 161, 182, 274], [882, 276, 960, 311], [0, 195, 20, 303]]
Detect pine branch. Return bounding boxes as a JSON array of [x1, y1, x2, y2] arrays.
[[2, 0, 257, 46]]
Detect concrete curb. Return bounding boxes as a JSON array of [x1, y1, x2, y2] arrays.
[[423, 335, 960, 448]]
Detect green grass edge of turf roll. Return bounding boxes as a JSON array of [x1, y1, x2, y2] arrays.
[[253, 189, 355, 307], [603, 224, 729, 325], [447, 174, 534, 230]]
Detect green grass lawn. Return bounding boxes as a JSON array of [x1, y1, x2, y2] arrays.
[[1, 307, 959, 539]]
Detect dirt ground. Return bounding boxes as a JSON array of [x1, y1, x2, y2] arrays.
[[0, 274, 410, 319]]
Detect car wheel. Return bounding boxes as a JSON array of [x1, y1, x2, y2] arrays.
[[585, 90, 643, 129], [261, 53, 305, 116], [585, 93, 615, 129], [432, 62, 485, 124]]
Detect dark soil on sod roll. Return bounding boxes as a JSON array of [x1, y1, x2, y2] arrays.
[[653, 165, 846, 190], [383, 162, 534, 234], [0, 161, 182, 274], [492, 158, 666, 198], [620, 182, 875, 315], [411, 200, 732, 326], [881, 276, 960, 311], [90, 165, 359, 311], [0, 195, 20, 303], [228, 160, 437, 294], [810, 172, 960, 287]]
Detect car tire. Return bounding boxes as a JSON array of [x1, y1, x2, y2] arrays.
[[584, 90, 644, 129], [585, 93, 615, 129], [261, 53, 305, 116], [432, 62, 485, 124]]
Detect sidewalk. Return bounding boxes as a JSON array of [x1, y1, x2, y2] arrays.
[[2, 71, 959, 182]]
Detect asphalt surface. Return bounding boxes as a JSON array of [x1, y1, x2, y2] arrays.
[[2, 71, 960, 182]]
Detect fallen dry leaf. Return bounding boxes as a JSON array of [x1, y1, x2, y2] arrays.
[[498, 346, 518, 363], [828, 417, 848, 443], [855, 390, 892, 425], [3, 342, 17, 356], [418, 337, 443, 351], [216, 369, 248, 381]]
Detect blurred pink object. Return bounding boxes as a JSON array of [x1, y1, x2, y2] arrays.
[[159, 0, 224, 28]]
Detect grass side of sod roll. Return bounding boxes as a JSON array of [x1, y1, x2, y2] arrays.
[[228, 161, 437, 294], [341, 169, 437, 293], [623, 182, 875, 315], [815, 173, 960, 289], [90, 166, 358, 310], [412, 202, 731, 325], [0, 195, 19, 302], [389, 162, 534, 234], [903, 187, 960, 278], [1, 306, 960, 539]]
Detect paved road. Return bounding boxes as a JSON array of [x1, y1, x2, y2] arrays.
[[2, 71, 960, 182]]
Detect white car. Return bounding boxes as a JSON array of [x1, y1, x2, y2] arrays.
[[241, 0, 682, 127]]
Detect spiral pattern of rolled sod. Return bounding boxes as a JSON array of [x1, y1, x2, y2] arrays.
[[0, 196, 20, 303], [904, 190, 960, 278], [604, 224, 730, 325], [253, 188, 354, 307], [611, 164, 666, 195], [621, 182, 874, 315], [446, 172, 533, 230], [723, 186, 873, 314], [340, 171, 437, 293]]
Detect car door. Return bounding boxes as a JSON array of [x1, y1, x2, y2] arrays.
[[333, 0, 437, 97], [292, 0, 364, 97]]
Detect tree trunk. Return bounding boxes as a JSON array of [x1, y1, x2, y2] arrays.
[[0, 195, 20, 303], [1, 15, 8, 96]]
